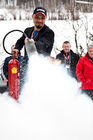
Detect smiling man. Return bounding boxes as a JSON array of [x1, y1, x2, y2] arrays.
[[12, 7, 54, 57], [56, 41, 80, 78]]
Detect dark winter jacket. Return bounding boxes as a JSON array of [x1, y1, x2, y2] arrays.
[[76, 53, 93, 89], [15, 24, 54, 56], [56, 50, 80, 78]]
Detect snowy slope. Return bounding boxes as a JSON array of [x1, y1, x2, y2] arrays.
[[0, 14, 93, 140]]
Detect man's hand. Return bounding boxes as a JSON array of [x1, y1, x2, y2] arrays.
[[3, 79, 8, 83], [30, 39, 34, 43], [11, 45, 19, 57], [24, 38, 34, 44], [24, 37, 29, 44]]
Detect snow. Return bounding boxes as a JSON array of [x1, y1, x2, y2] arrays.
[[0, 11, 93, 140], [76, 0, 93, 5], [0, 54, 93, 140], [0, 8, 14, 20]]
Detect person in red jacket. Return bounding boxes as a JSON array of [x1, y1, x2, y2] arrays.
[[76, 43, 93, 99]]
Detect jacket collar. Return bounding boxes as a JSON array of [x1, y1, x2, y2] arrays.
[[61, 49, 74, 55], [85, 53, 93, 63], [87, 53, 93, 61]]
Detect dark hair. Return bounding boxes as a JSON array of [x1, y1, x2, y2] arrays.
[[63, 41, 70, 44]]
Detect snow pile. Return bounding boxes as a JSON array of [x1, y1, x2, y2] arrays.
[[0, 54, 93, 140], [0, 8, 13, 20]]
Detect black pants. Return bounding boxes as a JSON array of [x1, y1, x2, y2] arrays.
[[82, 89, 93, 100]]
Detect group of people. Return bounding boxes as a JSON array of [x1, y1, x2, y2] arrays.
[[2, 7, 93, 99]]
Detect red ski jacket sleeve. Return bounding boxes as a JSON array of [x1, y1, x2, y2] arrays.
[[76, 57, 85, 83]]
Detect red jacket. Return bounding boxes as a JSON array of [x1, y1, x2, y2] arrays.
[[76, 53, 93, 89]]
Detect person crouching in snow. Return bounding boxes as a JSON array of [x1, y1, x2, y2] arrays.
[[76, 43, 93, 100]]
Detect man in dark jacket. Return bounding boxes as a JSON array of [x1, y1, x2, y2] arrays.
[[56, 41, 80, 78], [12, 7, 54, 57]]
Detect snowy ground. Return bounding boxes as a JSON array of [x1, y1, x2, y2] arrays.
[[0, 15, 93, 140], [0, 54, 93, 140]]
